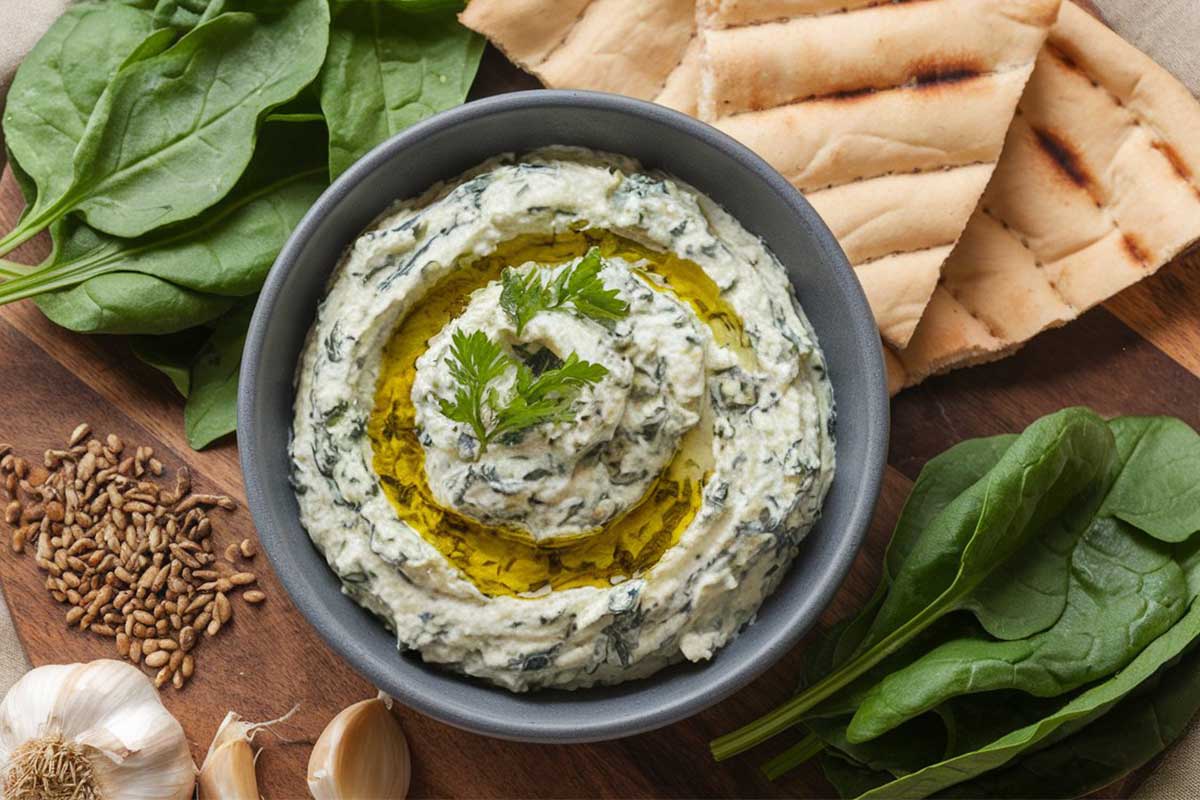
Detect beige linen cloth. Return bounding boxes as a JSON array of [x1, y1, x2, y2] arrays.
[[0, 1, 1197, 795]]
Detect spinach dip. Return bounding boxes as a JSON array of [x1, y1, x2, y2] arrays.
[[291, 147, 835, 691]]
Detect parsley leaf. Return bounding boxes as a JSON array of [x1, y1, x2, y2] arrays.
[[438, 329, 608, 454], [438, 330, 512, 447], [500, 247, 630, 335]]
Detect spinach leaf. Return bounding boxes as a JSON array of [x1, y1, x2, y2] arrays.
[[855, 587, 1200, 799], [961, 415, 1200, 642], [33, 120, 327, 439], [761, 413, 1200, 795], [711, 408, 1114, 761], [149, 0, 228, 29], [798, 437, 1017, 711], [858, 409, 1111, 648], [34, 272, 234, 335], [0, 0, 330, 254], [797, 614, 1012, 780], [801, 705, 949, 780], [815, 452, 1200, 798], [879, 432, 1073, 645], [936, 691, 1065, 760], [185, 299, 256, 449], [129, 326, 215, 395], [797, 437, 1019, 776], [2, 3, 161, 213], [1104, 416, 1200, 542], [5, 146, 37, 223], [820, 750, 892, 799], [831, 435, 1018, 668], [29, 214, 234, 335], [844, 414, 1200, 743], [847, 518, 1189, 743], [768, 437, 1022, 780], [319, 0, 483, 178], [941, 644, 1200, 799], [788, 624, 952, 780], [1, 122, 328, 306], [797, 648, 1065, 783]]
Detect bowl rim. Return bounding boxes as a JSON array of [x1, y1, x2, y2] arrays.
[[239, 88, 888, 742]]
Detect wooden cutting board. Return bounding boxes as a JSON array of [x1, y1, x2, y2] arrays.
[[1, 30, 1199, 800]]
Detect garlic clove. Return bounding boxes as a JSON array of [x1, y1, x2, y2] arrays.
[[308, 695, 411, 800], [64, 660, 174, 759], [0, 660, 195, 800], [199, 712, 261, 800], [0, 663, 75, 745], [198, 737, 259, 800], [197, 707, 299, 800], [204, 711, 252, 760]]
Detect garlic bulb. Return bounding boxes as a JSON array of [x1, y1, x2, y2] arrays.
[[308, 694, 411, 800], [0, 659, 195, 800]]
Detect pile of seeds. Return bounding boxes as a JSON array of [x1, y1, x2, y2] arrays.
[[0, 424, 265, 690]]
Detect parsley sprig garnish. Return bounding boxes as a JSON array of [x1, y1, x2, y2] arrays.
[[500, 247, 630, 335], [438, 330, 608, 454]]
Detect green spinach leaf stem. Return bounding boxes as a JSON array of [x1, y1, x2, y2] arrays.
[[0, 167, 326, 304], [761, 734, 824, 780]]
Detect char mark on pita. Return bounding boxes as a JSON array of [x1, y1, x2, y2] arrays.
[[1044, 42, 1086, 75], [1031, 126, 1093, 189], [1150, 141, 1199, 196], [912, 58, 984, 88], [1122, 234, 1151, 266], [827, 86, 877, 102], [781, 56, 988, 108]]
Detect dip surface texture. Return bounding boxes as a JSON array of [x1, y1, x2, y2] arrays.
[[291, 148, 835, 691]]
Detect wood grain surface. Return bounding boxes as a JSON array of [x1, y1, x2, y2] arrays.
[[1, 23, 1198, 800]]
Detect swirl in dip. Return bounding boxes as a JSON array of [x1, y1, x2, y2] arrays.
[[291, 147, 835, 691]]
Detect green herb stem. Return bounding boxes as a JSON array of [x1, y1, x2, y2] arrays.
[[0, 258, 111, 303], [761, 735, 825, 781], [0, 166, 327, 306], [264, 112, 326, 123], [711, 623, 917, 761], [0, 259, 34, 279], [0, 198, 67, 259]]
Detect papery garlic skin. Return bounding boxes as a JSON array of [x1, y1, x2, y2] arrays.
[[308, 695, 410, 800], [0, 660, 195, 800]]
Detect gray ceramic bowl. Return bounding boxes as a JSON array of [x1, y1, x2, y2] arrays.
[[239, 90, 888, 743]]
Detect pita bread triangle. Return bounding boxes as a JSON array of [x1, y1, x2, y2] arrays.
[[888, 1, 1200, 393], [696, 0, 1062, 349], [460, 0, 701, 115]]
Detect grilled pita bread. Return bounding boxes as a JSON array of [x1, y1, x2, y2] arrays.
[[889, 2, 1200, 392], [459, 0, 700, 115], [696, 0, 1061, 348]]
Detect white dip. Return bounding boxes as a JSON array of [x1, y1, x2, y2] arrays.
[[291, 147, 835, 691]]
